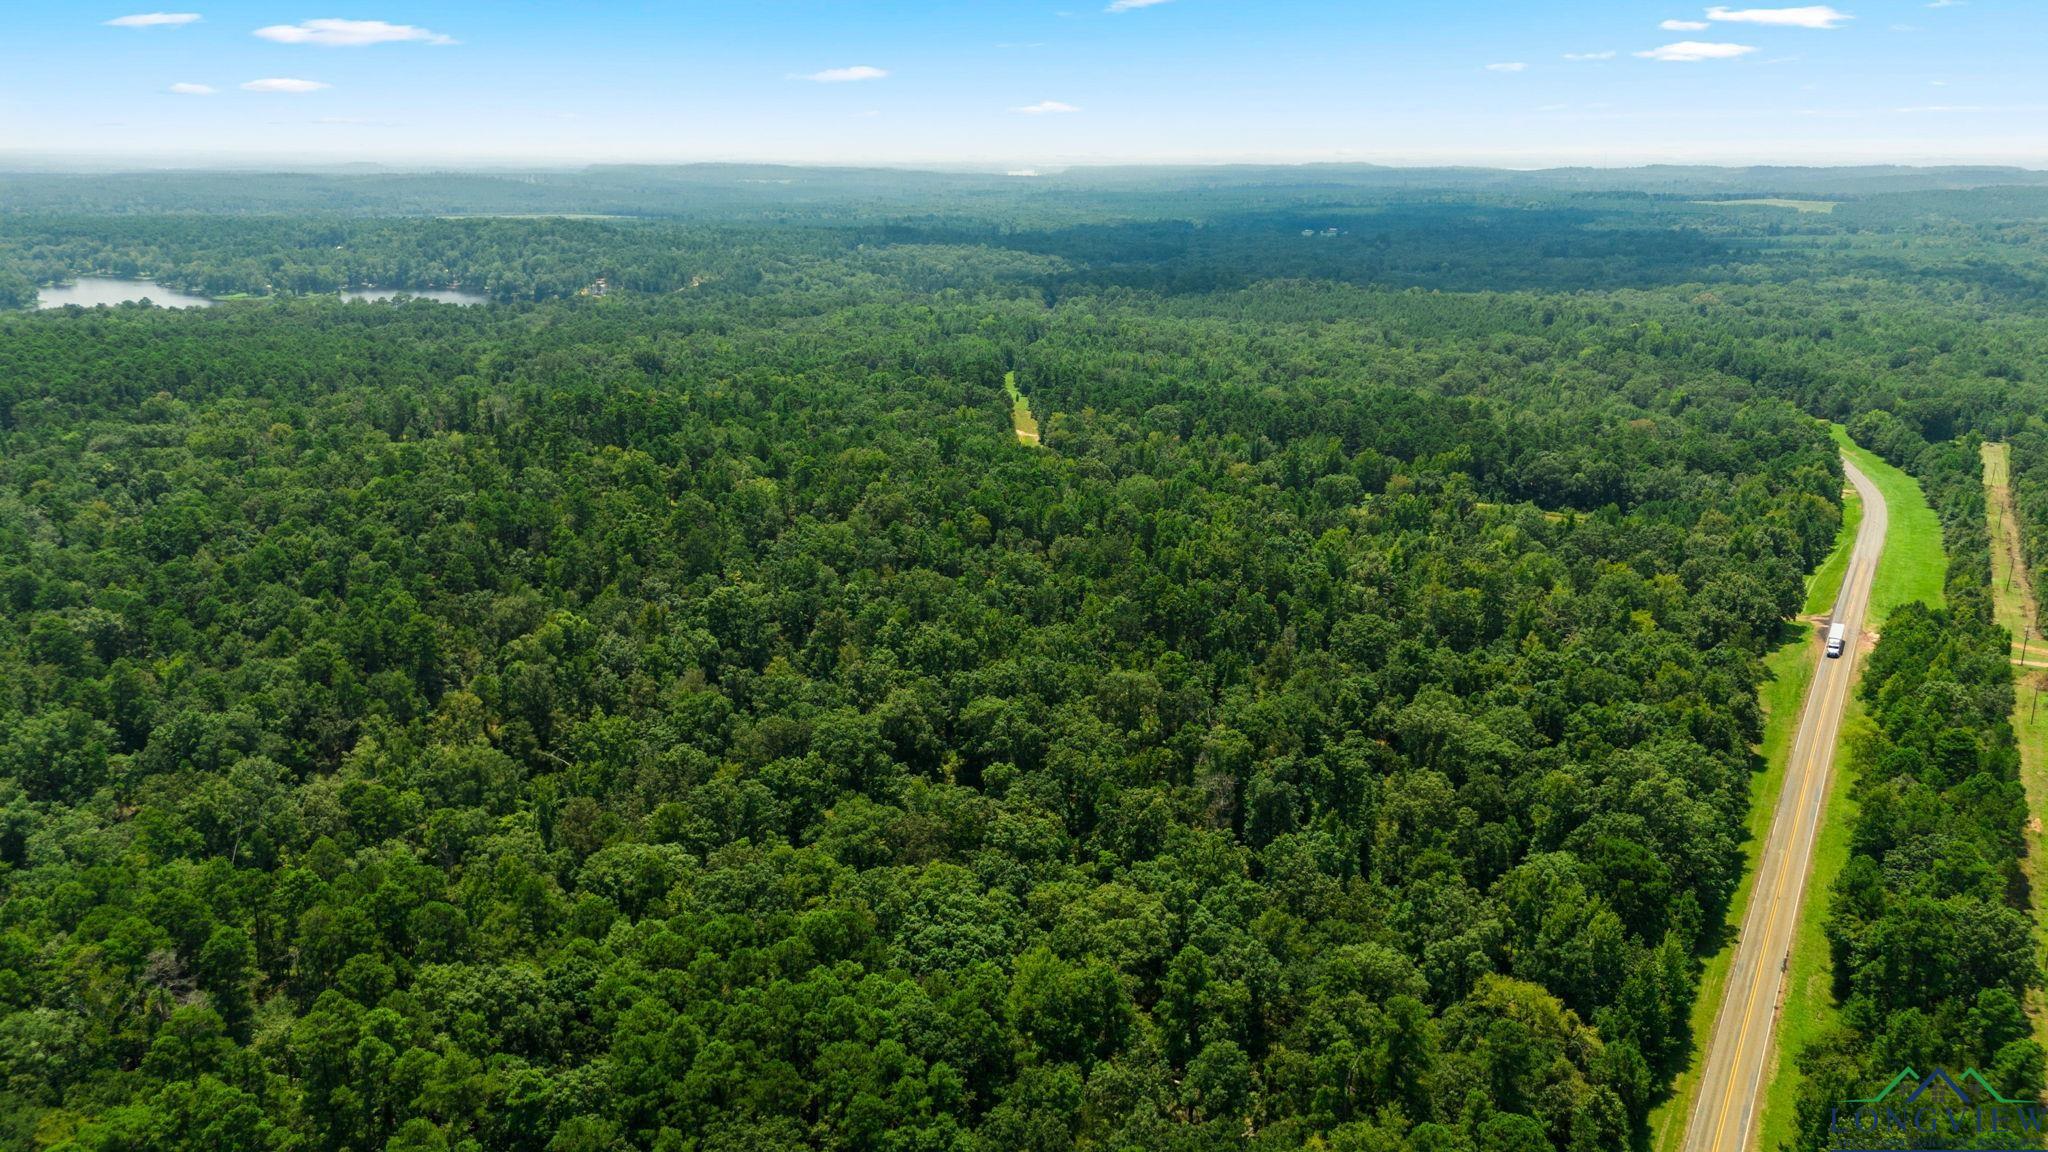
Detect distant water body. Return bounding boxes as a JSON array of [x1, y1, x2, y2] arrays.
[[36, 277, 214, 309], [339, 288, 489, 305], [31, 279, 493, 310]]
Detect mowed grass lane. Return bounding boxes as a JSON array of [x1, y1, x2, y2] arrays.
[[1982, 442, 2048, 1057]]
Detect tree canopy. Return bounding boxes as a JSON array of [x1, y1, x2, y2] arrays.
[[3, 173, 2046, 1152]]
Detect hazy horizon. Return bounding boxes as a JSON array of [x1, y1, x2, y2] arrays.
[[6, 154, 2048, 175]]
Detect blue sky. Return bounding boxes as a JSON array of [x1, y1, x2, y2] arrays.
[[1, 1, 2041, 166]]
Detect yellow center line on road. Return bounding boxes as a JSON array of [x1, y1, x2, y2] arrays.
[[1686, 457, 1885, 1152], [1711, 653, 1833, 1152]]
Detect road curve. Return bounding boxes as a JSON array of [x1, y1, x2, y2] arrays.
[[1682, 456, 1887, 1152]]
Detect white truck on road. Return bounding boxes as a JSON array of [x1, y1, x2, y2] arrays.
[[1826, 620, 1847, 659]]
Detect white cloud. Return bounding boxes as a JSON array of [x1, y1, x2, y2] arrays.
[[804, 65, 888, 83], [1927, 0, 1964, 7], [1107, 0, 1173, 10], [1636, 40, 1758, 60], [241, 78, 332, 93], [1705, 6, 1853, 28], [253, 19, 456, 47], [168, 82, 216, 95], [1486, 62, 1527, 72], [105, 12, 200, 27], [1661, 19, 1710, 29], [1015, 100, 1081, 114], [1563, 51, 1617, 60]]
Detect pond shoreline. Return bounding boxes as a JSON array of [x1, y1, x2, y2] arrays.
[[31, 276, 490, 310]]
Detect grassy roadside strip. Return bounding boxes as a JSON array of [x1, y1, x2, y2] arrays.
[[1646, 446, 1864, 1152], [1749, 430, 1947, 1150], [1802, 483, 1863, 617], [1646, 625, 1824, 1152], [1983, 442, 2048, 1056], [1833, 425, 1947, 621], [1752, 691, 1872, 1152]]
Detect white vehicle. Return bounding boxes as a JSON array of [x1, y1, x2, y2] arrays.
[[1826, 621, 1847, 659]]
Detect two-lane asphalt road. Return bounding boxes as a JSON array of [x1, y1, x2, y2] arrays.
[[1682, 456, 1887, 1152]]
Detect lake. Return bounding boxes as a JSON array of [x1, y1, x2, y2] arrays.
[[37, 277, 214, 310], [32, 279, 494, 309], [339, 288, 490, 305]]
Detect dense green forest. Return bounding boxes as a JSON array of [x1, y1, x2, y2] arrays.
[[2, 170, 2046, 1152], [9, 164, 2048, 305]]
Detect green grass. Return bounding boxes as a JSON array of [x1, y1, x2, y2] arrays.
[[1473, 501, 1570, 523], [1984, 442, 2045, 663], [1696, 198, 1838, 214], [1983, 442, 2048, 1057], [2014, 676, 2048, 1058], [1802, 483, 1864, 617], [1004, 370, 1041, 445], [1833, 424, 1946, 623], [1988, 443, 2027, 639]]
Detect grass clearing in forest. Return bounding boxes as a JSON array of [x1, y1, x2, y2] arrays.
[[1986, 442, 2046, 662], [1696, 198, 1838, 213], [1005, 371, 1041, 445], [1474, 501, 1571, 523], [1982, 442, 2048, 1056], [2013, 671, 2048, 1057]]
